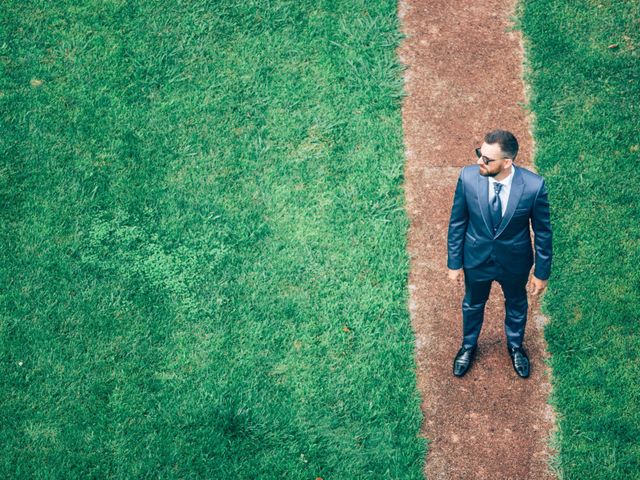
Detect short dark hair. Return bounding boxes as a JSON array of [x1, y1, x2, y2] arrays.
[[484, 129, 518, 160]]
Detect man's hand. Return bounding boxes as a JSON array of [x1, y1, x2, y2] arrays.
[[448, 268, 464, 286], [529, 276, 548, 296]]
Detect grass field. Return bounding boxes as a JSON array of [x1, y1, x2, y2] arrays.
[[3, 0, 639, 478], [519, 0, 640, 478], [0, 1, 427, 478]]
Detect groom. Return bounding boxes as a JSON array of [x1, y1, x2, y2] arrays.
[[446, 129, 552, 378]]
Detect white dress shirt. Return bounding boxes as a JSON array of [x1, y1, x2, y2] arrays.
[[488, 166, 515, 217]]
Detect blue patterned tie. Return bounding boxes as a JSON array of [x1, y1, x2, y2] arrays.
[[490, 182, 503, 233]]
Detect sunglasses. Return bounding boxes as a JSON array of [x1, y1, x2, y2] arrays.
[[475, 147, 504, 165]]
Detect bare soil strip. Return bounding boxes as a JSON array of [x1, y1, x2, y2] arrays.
[[398, 0, 559, 478]]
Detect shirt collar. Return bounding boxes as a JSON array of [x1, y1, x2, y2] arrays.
[[489, 165, 515, 188]]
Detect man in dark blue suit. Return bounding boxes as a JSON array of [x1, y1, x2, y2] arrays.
[[447, 130, 552, 378]]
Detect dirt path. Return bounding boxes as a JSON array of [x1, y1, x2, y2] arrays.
[[398, 1, 559, 478]]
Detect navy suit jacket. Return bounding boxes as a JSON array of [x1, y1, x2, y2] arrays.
[[447, 164, 552, 281]]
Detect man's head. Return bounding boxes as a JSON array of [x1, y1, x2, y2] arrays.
[[476, 129, 518, 178]]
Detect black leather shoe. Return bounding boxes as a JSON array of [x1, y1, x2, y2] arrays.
[[453, 345, 477, 377], [508, 346, 530, 378]]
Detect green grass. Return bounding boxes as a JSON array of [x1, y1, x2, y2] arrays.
[[518, 0, 640, 478], [0, 1, 426, 478]]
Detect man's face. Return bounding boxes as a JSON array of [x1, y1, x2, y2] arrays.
[[477, 142, 512, 177]]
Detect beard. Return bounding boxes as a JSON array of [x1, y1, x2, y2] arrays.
[[479, 165, 499, 177]]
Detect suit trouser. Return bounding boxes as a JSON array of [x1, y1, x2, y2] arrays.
[[461, 257, 529, 349]]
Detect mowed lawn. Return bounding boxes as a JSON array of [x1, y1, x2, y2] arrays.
[[519, 0, 640, 478], [1, 1, 426, 478]]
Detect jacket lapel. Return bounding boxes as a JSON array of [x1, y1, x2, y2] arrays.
[[495, 166, 525, 237], [476, 173, 493, 236], [476, 165, 525, 238]]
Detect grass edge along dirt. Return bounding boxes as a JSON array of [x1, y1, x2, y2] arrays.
[[516, 0, 640, 478], [0, 1, 427, 478]]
